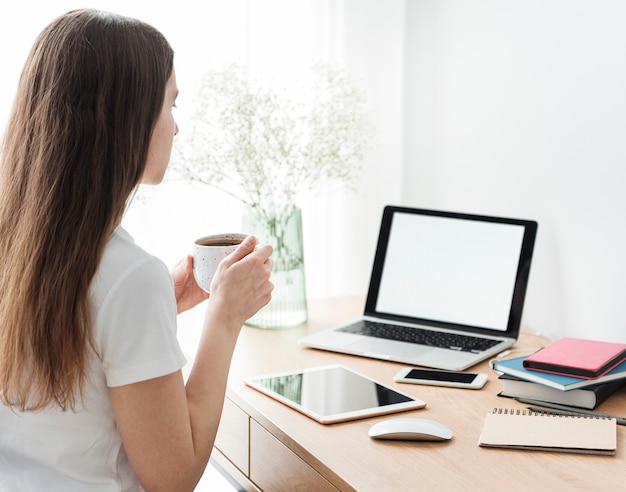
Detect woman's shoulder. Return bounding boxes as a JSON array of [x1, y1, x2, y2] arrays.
[[107, 226, 159, 263], [93, 226, 171, 296]]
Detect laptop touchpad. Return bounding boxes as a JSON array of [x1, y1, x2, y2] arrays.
[[346, 338, 435, 359]]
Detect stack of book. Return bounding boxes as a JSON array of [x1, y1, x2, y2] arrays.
[[493, 338, 626, 409]]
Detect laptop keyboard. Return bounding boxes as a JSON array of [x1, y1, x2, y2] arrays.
[[338, 320, 501, 354]]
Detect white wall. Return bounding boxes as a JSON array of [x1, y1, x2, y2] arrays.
[[404, 0, 626, 342], [302, 0, 405, 298]]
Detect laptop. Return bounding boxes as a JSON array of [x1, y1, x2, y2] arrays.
[[299, 206, 538, 371]]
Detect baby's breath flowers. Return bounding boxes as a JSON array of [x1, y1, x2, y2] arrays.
[[169, 62, 373, 218]]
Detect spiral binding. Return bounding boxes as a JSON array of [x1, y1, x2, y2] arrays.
[[491, 407, 610, 420]]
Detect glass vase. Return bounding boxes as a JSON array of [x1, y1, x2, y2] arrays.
[[242, 205, 308, 328]]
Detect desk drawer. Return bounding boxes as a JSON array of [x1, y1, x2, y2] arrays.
[[249, 420, 338, 491], [215, 398, 250, 476]]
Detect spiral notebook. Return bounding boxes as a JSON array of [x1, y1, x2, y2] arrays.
[[478, 408, 617, 455]]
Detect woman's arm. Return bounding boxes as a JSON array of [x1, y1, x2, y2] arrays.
[[109, 235, 273, 492]]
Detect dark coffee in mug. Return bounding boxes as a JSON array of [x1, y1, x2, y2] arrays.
[[195, 238, 243, 247]]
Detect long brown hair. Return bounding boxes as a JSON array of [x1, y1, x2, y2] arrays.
[[0, 9, 174, 410]]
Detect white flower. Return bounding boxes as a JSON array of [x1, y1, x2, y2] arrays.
[[169, 62, 373, 217]]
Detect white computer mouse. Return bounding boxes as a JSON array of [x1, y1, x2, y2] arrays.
[[368, 417, 453, 441]]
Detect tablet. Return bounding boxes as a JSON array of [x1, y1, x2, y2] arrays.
[[244, 364, 427, 424]]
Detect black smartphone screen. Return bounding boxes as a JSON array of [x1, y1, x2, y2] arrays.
[[405, 369, 478, 384]]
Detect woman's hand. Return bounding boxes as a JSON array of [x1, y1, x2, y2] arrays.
[[207, 235, 273, 328], [171, 255, 210, 314]]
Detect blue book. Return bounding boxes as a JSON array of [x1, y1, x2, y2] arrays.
[[493, 355, 626, 391]]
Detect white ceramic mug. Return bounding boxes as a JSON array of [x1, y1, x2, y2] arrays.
[[192, 233, 246, 292]]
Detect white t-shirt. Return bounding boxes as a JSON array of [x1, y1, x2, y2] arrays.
[[0, 227, 187, 491]]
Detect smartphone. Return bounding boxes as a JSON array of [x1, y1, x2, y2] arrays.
[[393, 367, 488, 390]]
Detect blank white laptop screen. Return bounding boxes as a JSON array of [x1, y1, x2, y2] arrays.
[[298, 206, 537, 370], [376, 213, 525, 331]]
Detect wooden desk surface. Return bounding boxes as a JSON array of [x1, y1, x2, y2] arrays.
[[216, 296, 626, 491]]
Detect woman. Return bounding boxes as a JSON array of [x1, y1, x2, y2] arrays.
[[0, 9, 273, 491]]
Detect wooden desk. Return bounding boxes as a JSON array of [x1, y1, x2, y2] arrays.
[[212, 297, 626, 491]]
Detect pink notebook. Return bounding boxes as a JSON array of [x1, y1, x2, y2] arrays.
[[522, 337, 626, 379]]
